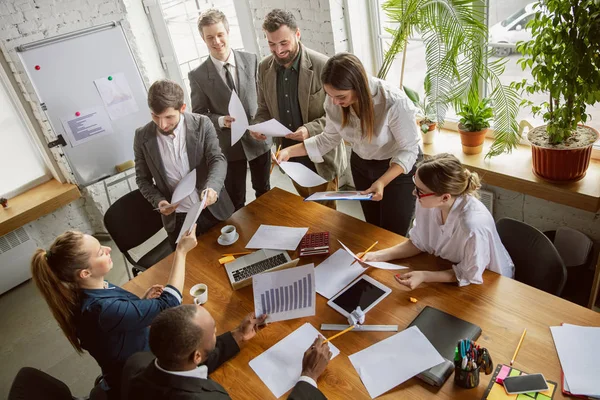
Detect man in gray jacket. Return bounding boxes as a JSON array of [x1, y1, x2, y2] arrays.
[[189, 9, 271, 211], [251, 9, 347, 210], [133, 79, 234, 249]]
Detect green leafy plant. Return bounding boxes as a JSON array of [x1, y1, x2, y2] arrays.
[[457, 95, 494, 132], [514, 0, 600, 144], [403, 85, 436, 133], [378, 0, 520, 157]]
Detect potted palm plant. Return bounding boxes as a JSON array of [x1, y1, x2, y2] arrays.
[[378, 0, 520, 158], [457, 95, 494, 155], [514, 0, 600, 182], [403, 85, 437, 144]]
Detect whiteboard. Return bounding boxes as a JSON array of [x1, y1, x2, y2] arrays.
[[18, 22, 149, 186]]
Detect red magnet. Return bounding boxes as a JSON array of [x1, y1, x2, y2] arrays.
[[35, 65, 40, 70], [75, 111, 81, 117]]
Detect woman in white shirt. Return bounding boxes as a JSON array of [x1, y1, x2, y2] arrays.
[[363, 153, 514, 288], [277, 53, 421, 235]]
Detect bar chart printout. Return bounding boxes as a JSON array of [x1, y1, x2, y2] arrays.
[[252, 264, 316, 323]]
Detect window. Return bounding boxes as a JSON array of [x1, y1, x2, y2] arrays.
[[0, 65, 51, 198], [146, 0, 253, 102], [373, 0, 600, 147]]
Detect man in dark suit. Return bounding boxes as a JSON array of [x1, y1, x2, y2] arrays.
[[250, 9, 347, 210], [122, 305, 330, 400], [134, 79, 234, 249], [189, 9, 271, 211]]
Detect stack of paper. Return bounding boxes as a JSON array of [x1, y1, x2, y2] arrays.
[[349, 326, 444, 398], [550, 324, 600, 397], [246, 225, 308, 251], [249, 323, 340, 398]]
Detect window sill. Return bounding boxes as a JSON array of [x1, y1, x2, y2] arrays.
[[0, 179, 81, 236], [423, 130, 600, 213]]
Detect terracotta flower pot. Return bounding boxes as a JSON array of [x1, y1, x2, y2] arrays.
[[528, 125, 599, 182], [458, 125, 488, 155]]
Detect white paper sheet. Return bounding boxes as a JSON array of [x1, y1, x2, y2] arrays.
[[94, 72, 139, 120], [175, 194, 207, 244], [349, 326, 444, 398], [246, 225, 308, 251], [171, 169, 197, 205], [253, 264, 315, 323], [248, 118, 292, 137], [228, 91, 249, 146], [305, 191, 374, 201], [60, 106, 113, 147], [249, 323, 340, 398], [314, 249, 366, 299], [279, 161, 327, 188], [338, 240, 408, 270], [550, 324, 600, 396]]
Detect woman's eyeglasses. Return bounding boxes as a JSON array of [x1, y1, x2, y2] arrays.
[[412, 176, 436, 199]]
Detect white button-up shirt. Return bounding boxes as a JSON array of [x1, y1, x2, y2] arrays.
[[210, 51, 237, 129], [304, 76, 421, 174], [155, 114, 199, 212], [155, 359, 208, 379], [409, 195, 515, 286]]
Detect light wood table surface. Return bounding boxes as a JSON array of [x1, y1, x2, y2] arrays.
[[123, 188, 600, 399]]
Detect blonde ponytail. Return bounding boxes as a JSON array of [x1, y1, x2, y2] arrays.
[[31, 232, 88, 353], [417, 153, 482, 198], [463, 169, 482, 198]]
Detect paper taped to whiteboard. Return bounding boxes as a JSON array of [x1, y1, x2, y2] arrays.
[[60, 106, 113, 147]]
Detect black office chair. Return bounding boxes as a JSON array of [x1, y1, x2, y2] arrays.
[[104, 189, 173, 277], [8, 367, 106, 400], [496, 217, 567, 296]]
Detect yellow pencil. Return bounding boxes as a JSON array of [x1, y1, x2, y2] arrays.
[[270, 145, 282, 174], [351, 241, 378, 265], [221, 251, 252, 257], [323, 325, 356, 343], [510, 328, 527, 366]]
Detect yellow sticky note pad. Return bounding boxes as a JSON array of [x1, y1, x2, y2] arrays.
[[487, 383, 517, 400], [218, 255, 235, 265]]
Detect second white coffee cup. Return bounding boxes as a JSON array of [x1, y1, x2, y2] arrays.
[[189, 283, 208, 305], [220, 225, 237, 242]]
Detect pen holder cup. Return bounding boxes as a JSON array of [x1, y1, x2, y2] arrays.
[[454, 365, 480, 389]]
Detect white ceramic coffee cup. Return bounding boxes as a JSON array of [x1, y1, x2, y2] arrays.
[[189, 283, 208, 305], [220, 225, 236, 242]]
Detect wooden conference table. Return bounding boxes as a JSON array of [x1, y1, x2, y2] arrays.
[[123, 188, 600, 399]]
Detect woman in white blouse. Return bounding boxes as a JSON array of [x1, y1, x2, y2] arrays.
[[363, 153, 514, 288], [277, 53, 421, 235]]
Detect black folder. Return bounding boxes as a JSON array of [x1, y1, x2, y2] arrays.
[[407, 306, 482, 387]]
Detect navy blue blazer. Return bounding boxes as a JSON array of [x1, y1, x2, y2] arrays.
[[76, 283, 182, 392]]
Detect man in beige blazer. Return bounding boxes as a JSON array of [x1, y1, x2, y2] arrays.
[[251, 9, 346, 209]]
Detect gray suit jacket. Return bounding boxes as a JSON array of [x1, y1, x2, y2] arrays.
[[133, 112, 234, 233], [253, 44, 347, 181], [189, 50, 271, 161]]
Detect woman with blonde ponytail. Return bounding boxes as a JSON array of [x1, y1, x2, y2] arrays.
[[31, 226, 198, 400], [363, 153, 513, 288]]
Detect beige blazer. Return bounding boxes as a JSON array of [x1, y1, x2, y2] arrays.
[[253, 44, 347, 181]]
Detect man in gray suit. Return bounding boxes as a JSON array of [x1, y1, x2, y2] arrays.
[[122, 305, 330, 400], [251, 9, 347, 210], [188, 9, 271, 211], [134, 79, 234, 249]]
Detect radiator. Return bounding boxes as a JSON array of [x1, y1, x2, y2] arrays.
[[479, 189, 494, 215], [0, 226, 37, 295]]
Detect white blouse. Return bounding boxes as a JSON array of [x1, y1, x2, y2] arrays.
[[408, 195, 514, 286], [304, 77, 421, 174]]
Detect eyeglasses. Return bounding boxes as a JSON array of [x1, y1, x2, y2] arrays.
[[412, 176, 436, 199]]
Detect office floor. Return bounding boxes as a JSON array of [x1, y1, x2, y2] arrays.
[[0, 168, 365, 398]]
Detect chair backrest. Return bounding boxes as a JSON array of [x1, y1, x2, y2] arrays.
[[9, 367, 72, 400], [103, 189, 165, 253], [496, 217, 567, 296], [553, 226, 593, 267]]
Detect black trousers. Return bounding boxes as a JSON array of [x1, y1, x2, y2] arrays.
[[167, 208, 221, 250], [350, 152, 420, 236], [225, 151, 271, 211]]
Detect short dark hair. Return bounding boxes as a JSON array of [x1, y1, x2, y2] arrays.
[[147, 79, 184, 114], [197, 8, 229, 38], [262, 9, 298, 32], [149, 305, 204, 370]]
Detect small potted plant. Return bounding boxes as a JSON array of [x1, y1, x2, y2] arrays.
[[514, 0, 600, 182], [403, 85, 438, 144], [457, 96, 494, 155]]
